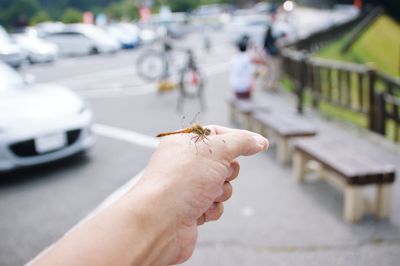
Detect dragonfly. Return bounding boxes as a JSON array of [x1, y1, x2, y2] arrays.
[[156, 123, 211, 143]]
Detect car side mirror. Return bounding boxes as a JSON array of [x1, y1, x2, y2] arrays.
[[23, 74, 36, 85]]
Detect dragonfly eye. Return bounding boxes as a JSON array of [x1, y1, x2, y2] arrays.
[[205, 128, 211, 136]]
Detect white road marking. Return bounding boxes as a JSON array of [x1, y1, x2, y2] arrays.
[[93, 123, 160, 148], [29, 125, 154, 264], [85, 124, 161, 216], [79, 61, 229, 99], [90, 170, 145, 216], [56, 66, 138, 84], [88, 123, 163, 213], [79, 84, 158, 98], [85, 123, 161, 211]]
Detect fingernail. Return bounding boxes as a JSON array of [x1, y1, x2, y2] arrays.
[[252, 135, 268, 150]]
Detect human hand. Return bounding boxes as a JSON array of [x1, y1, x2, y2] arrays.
[[135, 125, 268, 264], [28, 126, 268, 266]]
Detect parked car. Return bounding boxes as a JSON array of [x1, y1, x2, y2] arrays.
[[106, 23, 140, 49], [150, 12, 189, 39], [42, 24, 120, 56], [12, 33, 59, 64], [227, 15, 270, 47], [0, 62, 94, 171], [34, 22, 66, 37], [138, 25, 158, 44], [0, 26, 27, 68]]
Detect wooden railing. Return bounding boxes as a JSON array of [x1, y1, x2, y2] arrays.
[[281, 49, 400, 142]]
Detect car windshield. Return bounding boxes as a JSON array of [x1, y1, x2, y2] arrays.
[[80, 26, 110, 42], [0, 64, 24, 91]]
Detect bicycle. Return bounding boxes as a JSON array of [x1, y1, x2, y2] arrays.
[[176, 48, 205, 113], [136, 39, 185, 82]]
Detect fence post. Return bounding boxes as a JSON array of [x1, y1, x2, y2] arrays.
[[296, 51, 308, 114], [367, 68, 379, 133], [376, 92, 386, 136]]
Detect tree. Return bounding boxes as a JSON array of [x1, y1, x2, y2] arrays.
[[169, 0, 198, 12], [30, 10, 52, 25], [105, 0, 139, 21], [61, 8, 82, 23], [2, 0, 40, 28]]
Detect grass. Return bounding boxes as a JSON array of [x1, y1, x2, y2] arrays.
[[318, 15, 400, 77], [280, 75, 400, 141], [280, 75, 367, 129]]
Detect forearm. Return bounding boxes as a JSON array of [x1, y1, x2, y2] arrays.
[[30, 183, 178, 266]]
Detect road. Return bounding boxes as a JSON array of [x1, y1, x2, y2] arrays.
[[2, 7, 399, 266]]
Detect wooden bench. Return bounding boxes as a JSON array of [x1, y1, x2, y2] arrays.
[[293, 137, 396, 223], [227, 97, 269, 130], [252, 111, 317, 164]]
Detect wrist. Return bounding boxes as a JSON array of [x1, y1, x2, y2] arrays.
[[120, 180, 179, 265]]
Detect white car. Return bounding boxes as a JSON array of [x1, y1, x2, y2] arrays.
[[138, 26, 158, 44], [12, 33, 59, 63], [0, 26, 27, 68], [107, 23, 140, 49], [227, 15, 270, 47], [42, 24, 120, 56], [0, 63, 94, 171]]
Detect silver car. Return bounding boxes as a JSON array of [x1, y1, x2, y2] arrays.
[[0, 63, 94, 171], [0, 26, 27, 68]]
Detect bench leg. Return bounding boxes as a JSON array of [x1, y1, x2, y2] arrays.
[[244, 113, 252, 130], [229, 104, 237, 125], [344, 186, 364, 223], [374, 184, 392, 219], [277, 137, 290, 165], [252, 120, 264, 135], [293, 151, 307, 182]]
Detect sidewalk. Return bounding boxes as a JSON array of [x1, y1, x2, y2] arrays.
[[182, 72, 400, 265]]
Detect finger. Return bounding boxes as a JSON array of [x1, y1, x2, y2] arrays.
[[221, 131, 268, 157], [215, 182, 232, 202], [226, 160, 240, 182], [206, 125, 238, 136], [206, 127, 268, 160], [204, 202, 224, 222], [197, 214, 206, 226]]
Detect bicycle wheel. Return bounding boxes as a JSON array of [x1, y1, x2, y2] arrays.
[[136, 50, 166, 81]]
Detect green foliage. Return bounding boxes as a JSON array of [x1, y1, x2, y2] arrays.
[[61, 8, 82, 24], [169, 0, 198, 12], [0, 0, 234, 28], [0, 0, 39, 27], [318, 15, 400, 77], [29, 10, 51, 25], [105, 0, 139, 21]]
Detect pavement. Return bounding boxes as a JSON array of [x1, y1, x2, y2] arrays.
[[181, 86, 400, 266], [0, 7, 399, 266]]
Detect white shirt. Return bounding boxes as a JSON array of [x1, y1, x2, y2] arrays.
[[230, 52, 255, 93]]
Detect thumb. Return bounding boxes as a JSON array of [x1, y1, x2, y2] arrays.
[[211, 128, 269, 160]]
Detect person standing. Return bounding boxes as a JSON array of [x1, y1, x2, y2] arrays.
[[263, 17, 285, 91], [230, 36, 256, 100]]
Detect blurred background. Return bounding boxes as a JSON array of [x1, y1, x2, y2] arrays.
[[0, 0, 399, 265]]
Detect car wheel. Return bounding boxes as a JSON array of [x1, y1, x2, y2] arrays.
[[90, 47, 99, 55]]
